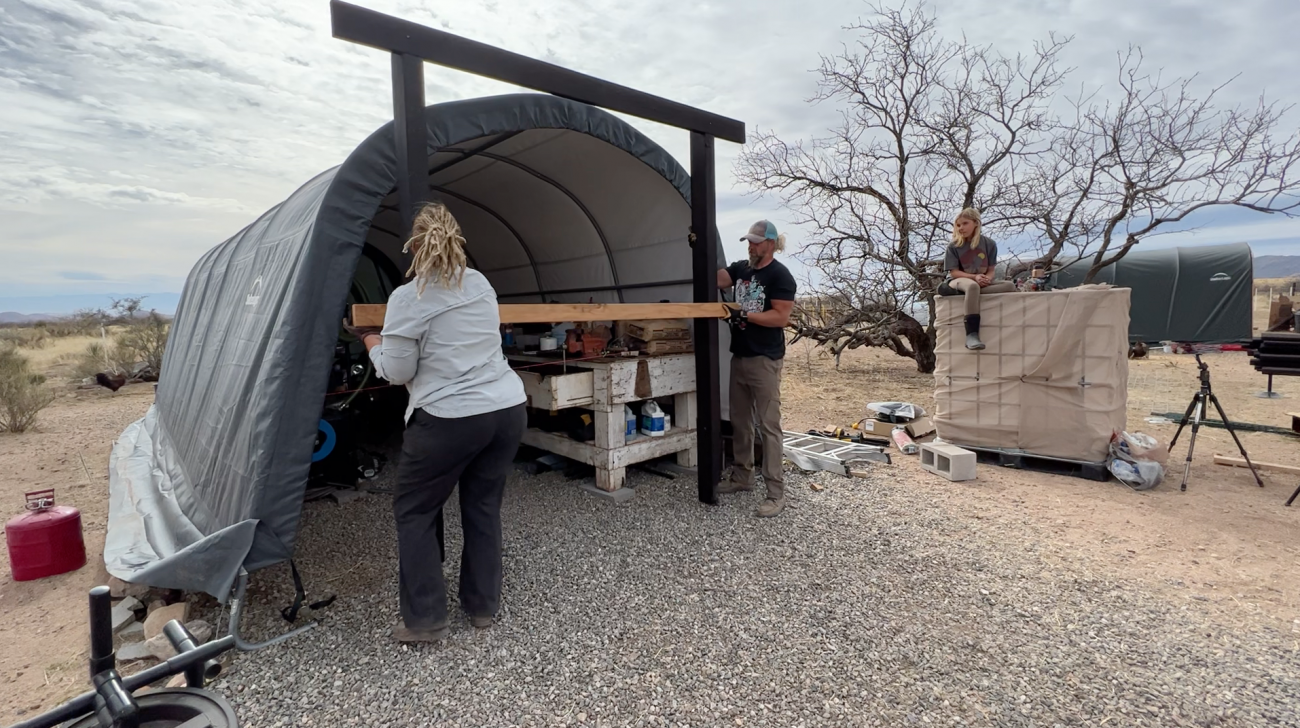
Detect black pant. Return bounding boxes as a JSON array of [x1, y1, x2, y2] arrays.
[[393, 404, 526, 629]]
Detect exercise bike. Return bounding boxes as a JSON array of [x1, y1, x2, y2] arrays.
[[10, 571, 310, 728]]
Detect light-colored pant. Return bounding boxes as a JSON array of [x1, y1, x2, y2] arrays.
[[945, 278, 1017, 315], [729, 355, 785, 502]]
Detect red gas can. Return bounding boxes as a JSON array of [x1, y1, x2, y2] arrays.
[[6, 489, 86, 581]]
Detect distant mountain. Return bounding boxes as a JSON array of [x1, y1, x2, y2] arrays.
[[0, 293, 181, 317], [0, 312, 58, 325], [1255, 255, 1300, 279]]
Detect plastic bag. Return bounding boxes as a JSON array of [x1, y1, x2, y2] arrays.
[[1109, 430, 1166, 490], [1115, 430, 1168, 465], [866, 402, 926, 422]]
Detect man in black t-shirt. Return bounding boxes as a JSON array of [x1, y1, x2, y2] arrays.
[[716, 220, 797, 518]]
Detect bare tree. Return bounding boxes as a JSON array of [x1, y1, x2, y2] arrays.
[[1017, 50, 1300, 281], [735, 3, 1069, 373]]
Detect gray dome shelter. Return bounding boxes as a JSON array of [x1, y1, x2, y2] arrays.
[[105, 93, 736, 600]]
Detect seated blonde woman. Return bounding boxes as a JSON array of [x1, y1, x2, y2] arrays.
[[937, 207, 1016, 350]]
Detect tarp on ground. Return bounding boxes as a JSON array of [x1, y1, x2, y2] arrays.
[[1049, 243, 1252, 343], [933, 286, 1130, 462], [104, 94, 731, 599]]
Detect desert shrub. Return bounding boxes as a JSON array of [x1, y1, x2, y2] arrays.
[[0, 345, 56, 433], [114, 312, 169, 374], [73, 311, 170, 381], [0, 327, 49, 349], [72, 341, 112, 380]]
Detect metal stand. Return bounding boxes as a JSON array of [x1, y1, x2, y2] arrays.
[[1168, 354, 1264, 492], [1286, 482, 1300, 507], [1255, 373, 1284, 399]]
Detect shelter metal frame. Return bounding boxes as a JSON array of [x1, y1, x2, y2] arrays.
[[331, 0, 747, 502]]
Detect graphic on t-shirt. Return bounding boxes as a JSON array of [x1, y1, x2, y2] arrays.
[[958, 246, 989, 274], [734, 278, 766, 314]]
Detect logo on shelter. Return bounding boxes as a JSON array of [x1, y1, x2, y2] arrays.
[[1209, 272, 1232, 282], [246, 276, 263, 306]]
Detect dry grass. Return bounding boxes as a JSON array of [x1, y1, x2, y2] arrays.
[[26, 334, 107, 380]]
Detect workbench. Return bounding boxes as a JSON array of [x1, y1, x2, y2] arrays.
[[511, 352, 697, 492]]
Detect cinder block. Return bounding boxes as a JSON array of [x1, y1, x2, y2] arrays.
[[919, 442, 976, 482]]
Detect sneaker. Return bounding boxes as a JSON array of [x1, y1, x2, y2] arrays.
[[393, 623, 450, 642], [756, 498, 785, 518], [717, 479, 755, 494], [965, 333, 986, 350], [470, 615, 493, 629]]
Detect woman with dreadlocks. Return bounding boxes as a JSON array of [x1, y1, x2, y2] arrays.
[[352, 201, 526, 642]]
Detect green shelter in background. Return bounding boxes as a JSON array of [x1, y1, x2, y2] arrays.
[[1049, 242, 1253, 344]]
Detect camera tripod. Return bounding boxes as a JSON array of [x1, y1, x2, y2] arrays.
[[1167, 354, 1264, 492]]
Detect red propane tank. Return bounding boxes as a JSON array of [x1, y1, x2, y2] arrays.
[[6, 489, 86, 581]]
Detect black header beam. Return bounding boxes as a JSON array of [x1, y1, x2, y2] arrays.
[[330, 0, 745, 143]]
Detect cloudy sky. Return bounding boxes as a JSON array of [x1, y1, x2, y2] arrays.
[[3, 0, 1299, 312]]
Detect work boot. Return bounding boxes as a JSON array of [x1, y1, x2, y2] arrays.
[[470, 615, 493, 629], [393, 622, 450, 643], [964, 314, 986, 350], [756, 498, 785, 518]]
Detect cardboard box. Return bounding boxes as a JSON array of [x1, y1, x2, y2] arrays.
[[854, 417, 933, 439], [906, 417, 935, 439], [856, 419, 893, 437]]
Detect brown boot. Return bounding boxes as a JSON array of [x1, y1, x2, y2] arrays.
[[393, 623, 450, 643], [756, 498, 785, 518], [470, 615, 493, 629]]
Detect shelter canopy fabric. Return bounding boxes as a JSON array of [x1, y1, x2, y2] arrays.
[[105, 94, 729, 599], [1050, 242, 1253, 343]]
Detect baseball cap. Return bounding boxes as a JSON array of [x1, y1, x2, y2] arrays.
[[740, 220, 778, 244]]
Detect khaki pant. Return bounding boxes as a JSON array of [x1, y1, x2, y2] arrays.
[[944, 278, 1017, 315], [729, 354, 784, 502]]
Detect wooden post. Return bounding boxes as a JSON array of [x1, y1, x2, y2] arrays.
[[674, 391, 699, 468], [690, 131, 722, 504], [391, 52, 430, 238]]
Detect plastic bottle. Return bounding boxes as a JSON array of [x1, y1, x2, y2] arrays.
[[625, 405, 637, 442]]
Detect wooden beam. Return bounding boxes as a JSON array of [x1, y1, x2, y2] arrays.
[[1214, 454, 1300, 476], [351, 302, 732, 328]]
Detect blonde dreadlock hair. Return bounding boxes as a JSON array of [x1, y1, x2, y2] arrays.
[[951, 207, 983, 249], [403, 202, 468, 296]]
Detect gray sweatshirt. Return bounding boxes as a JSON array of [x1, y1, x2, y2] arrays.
[[369, 269, 525, 423]]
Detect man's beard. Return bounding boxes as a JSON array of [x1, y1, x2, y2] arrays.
[[748, 252, 762, 267]]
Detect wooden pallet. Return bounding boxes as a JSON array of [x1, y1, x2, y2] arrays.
[[954, 443, 1111, 482]]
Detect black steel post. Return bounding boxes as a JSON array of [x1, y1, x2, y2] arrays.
[[690, 131, 722, 504], [88, 586, 115, 679], [391, 52, 431, 239]]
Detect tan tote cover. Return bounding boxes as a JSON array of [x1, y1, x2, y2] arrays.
[[933, 285, 1130, 462]]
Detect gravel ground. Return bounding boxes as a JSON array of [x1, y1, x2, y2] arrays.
[[205, 459, 1300, 728]]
